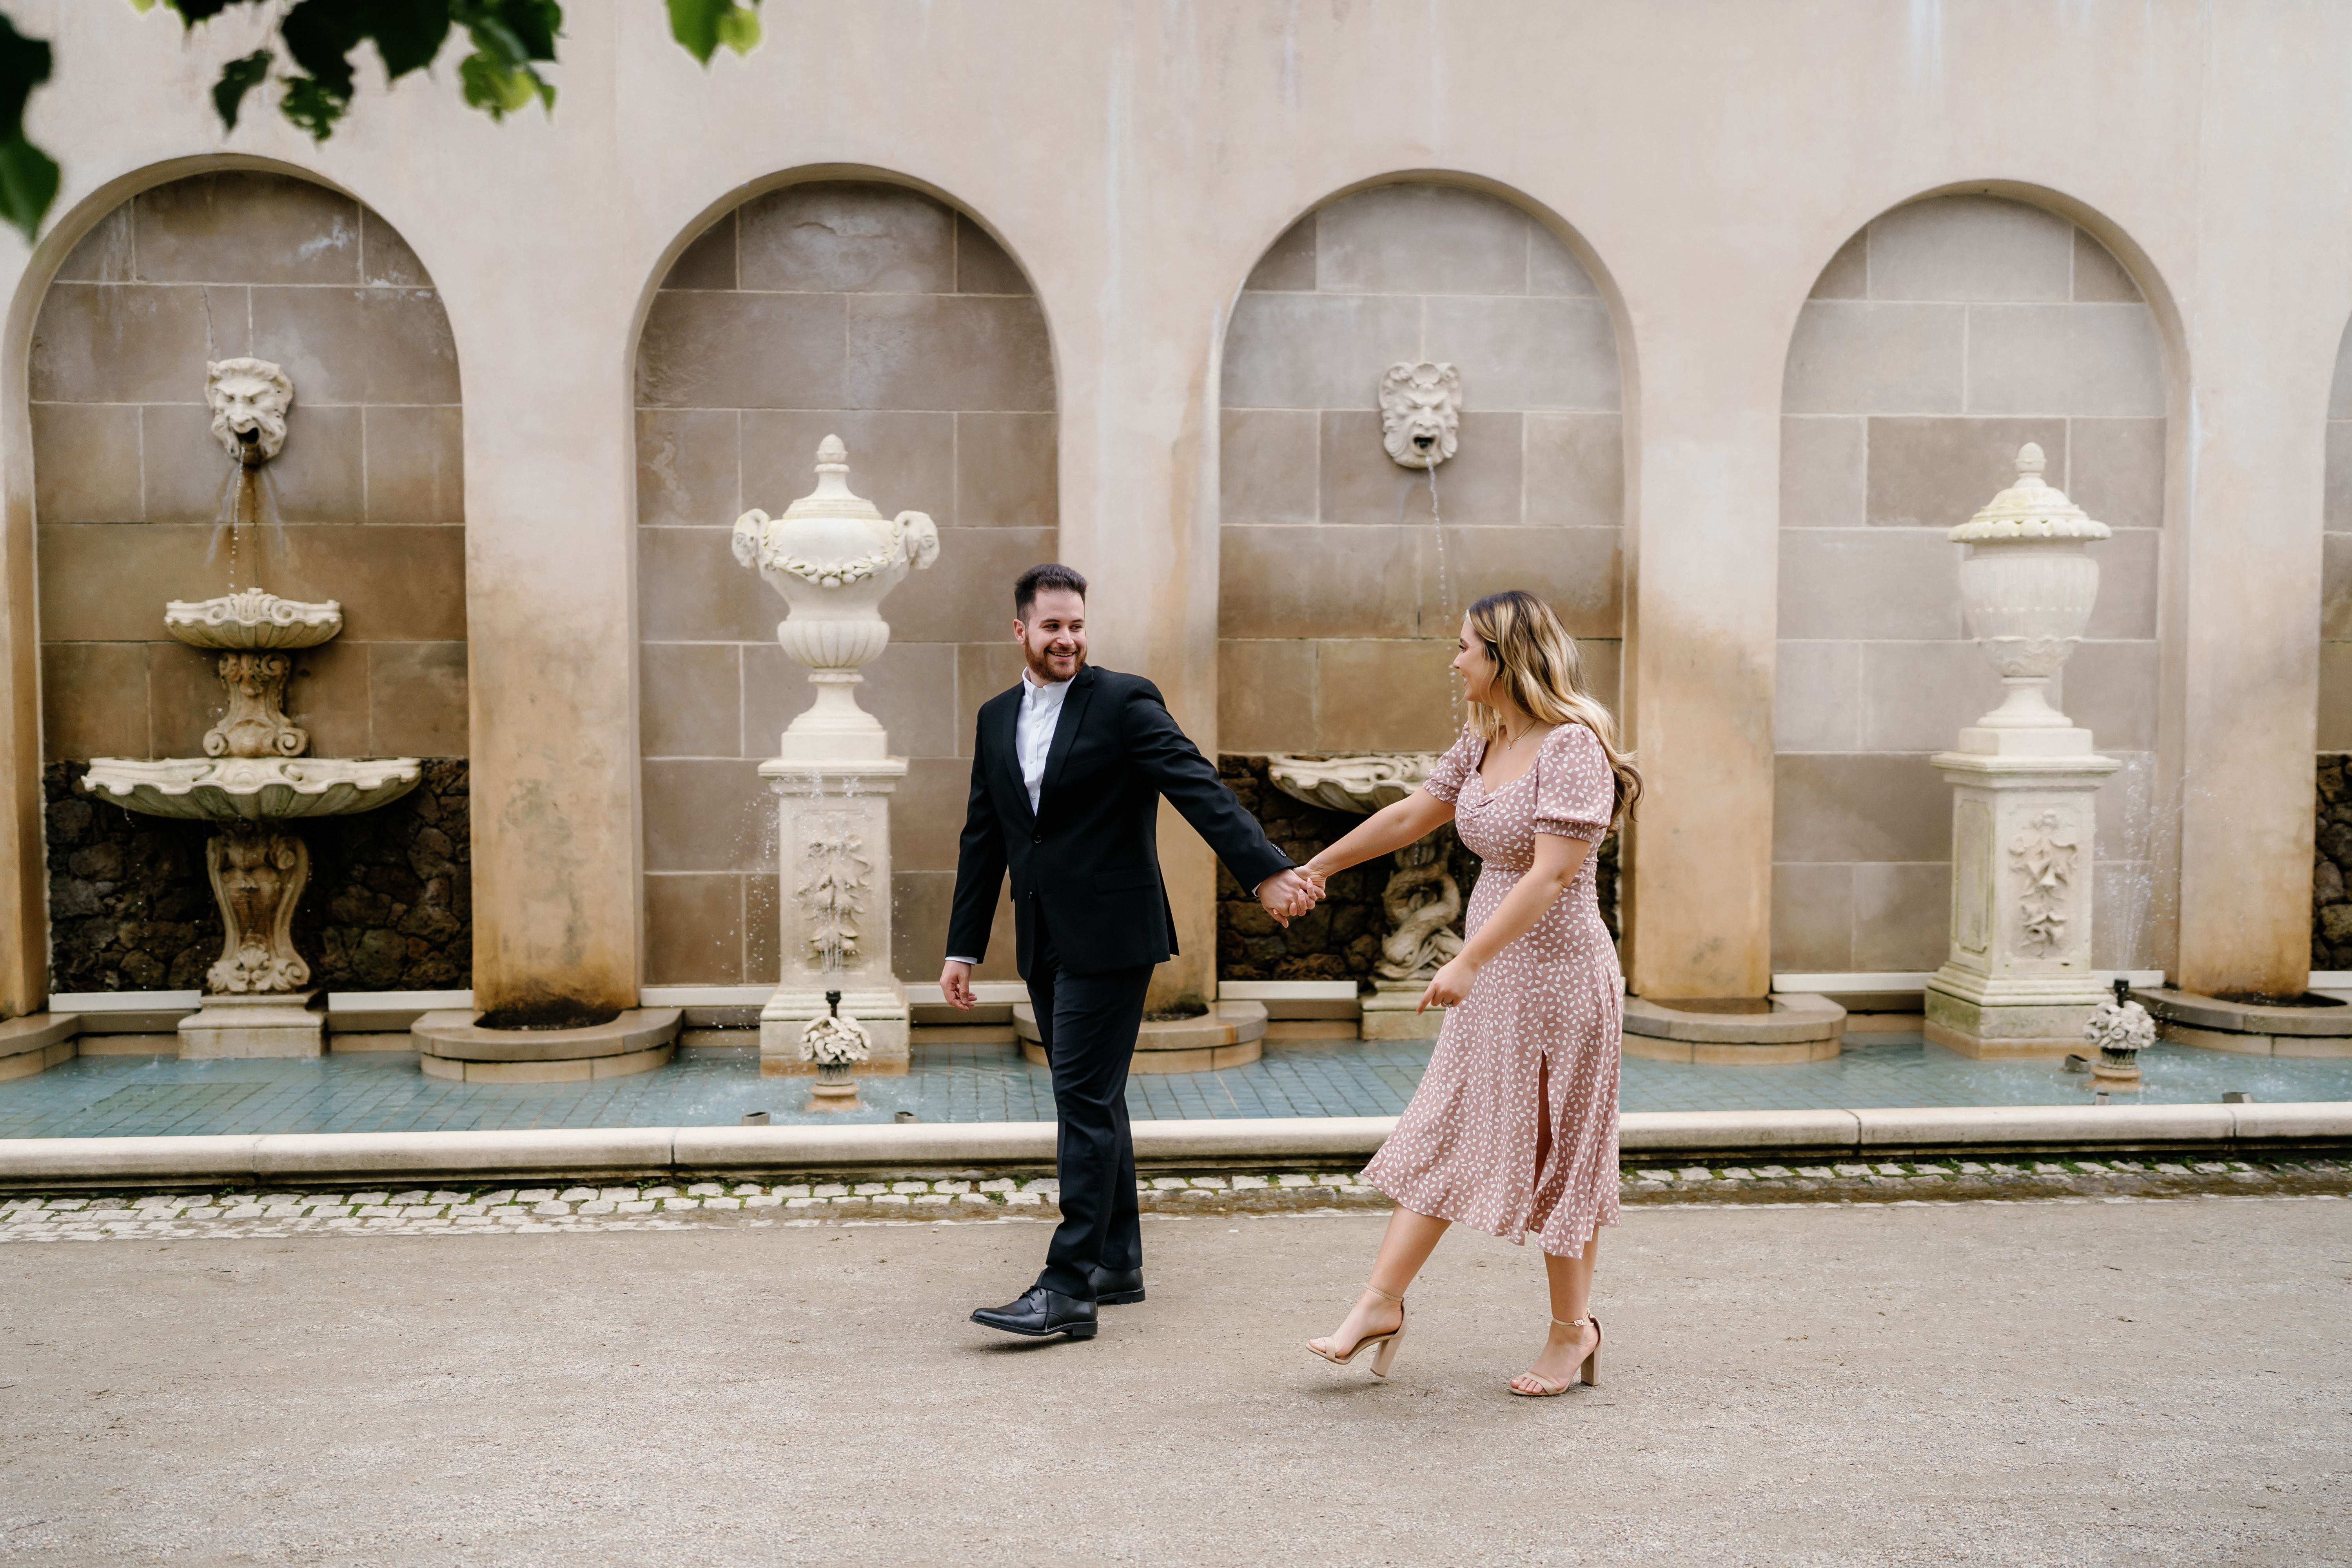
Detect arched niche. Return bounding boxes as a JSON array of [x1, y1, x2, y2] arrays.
[[1773, 191, 2169, 978], [1216, 179, 1628, 754], [1214, 178, 1630, 979], [28, 167, 470, 996], [632, 177, 1055, 988]]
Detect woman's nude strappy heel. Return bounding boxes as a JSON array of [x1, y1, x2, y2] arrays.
[[1305, 1283, 1408, 1379], [1508, 1314, 1601, 1397]]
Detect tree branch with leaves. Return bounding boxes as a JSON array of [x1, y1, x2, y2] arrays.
[[0, 0, 766, 243]]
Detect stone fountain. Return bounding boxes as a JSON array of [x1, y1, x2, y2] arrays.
[[77, 359, 422, 1058], [1924, 444, 2122, 1058], [733, 436, 939, 1075], [1263, 753, 1461, 1039]]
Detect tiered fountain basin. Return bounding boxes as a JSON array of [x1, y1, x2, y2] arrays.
[[77, 587, 423, 1059], [79, 757, 423, 822]]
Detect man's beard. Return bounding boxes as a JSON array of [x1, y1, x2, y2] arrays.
[[1024, 641, 1084, 683]]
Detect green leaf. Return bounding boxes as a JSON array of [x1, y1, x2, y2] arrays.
[[668, 0, 760, 65], [279, 74, 350, 140], [211, 48, 272, 132], [458, 49, 543, 118], [0, 14, 53, 138], [368, 4, 454, 80], [715, 6, 760, 55], [0, 12, 54, 238], [0, 131, 58, 245]]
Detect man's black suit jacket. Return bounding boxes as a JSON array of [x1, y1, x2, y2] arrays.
[[946, 664, 1292, 979]]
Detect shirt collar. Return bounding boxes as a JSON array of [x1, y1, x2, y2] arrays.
[[1022, 669, 1073, 699]]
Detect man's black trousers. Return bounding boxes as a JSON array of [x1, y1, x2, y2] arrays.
[[1025, 913, 1152, 1300]]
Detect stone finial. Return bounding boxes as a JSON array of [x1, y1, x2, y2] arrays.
[[816, 433, 849, 472], [1950, 443, 2109, 543]]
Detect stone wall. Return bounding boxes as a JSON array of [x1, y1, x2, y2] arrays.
[[1217, 183, 1624, 756], [33, 172, 467, 767], [45, 760, 471, 996], [1212, 754, 1618, 983], [2314, 757, 2352, 969], [1774, 194, 2165, 975], [633, 181, 1053, 986]]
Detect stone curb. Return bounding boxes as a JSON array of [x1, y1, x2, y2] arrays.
[[0, 1103, 2346, 1191]]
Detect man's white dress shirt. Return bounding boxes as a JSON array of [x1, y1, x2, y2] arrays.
[[945, 670, 1069, 965], [1014, 668, 1071, 815]]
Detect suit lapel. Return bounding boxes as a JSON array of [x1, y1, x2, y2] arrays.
[[993, 685, 1031, 825], [1038, 665, 1096, 820]]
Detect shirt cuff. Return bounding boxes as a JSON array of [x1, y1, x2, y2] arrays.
[[944, 956, 979, 965]]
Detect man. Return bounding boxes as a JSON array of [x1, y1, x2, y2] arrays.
[[944, 563, 1321, 1341]]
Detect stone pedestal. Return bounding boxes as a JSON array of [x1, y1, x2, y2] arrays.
[[1924, 748, 2120, 1058], [1359, 980, 1445, 1040], [178, 989, 326, 1058], [756, 758, 911, 1075]]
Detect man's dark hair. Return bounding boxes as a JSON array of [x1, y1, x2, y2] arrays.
[[1015, 562, 1089, 621]]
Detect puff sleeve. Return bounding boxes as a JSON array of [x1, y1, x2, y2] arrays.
[[1531, 724, 1615, 842], [1421, 726, 1482, 804]]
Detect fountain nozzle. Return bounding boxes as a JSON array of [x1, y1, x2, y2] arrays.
[[825, 989, 842, 1017], [2113, 976, 2132, 1006]]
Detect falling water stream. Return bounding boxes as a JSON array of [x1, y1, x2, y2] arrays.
[[1425, 457, 1459, 728], [205, 460, 289, 593]]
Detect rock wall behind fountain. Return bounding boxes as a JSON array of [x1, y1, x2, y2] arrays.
[[43, 761, 470, 995], [1211, 755, 1621, 984]]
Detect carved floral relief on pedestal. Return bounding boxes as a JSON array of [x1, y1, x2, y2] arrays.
[[2009, 809, 2078, 957], [795, 818, 873, 968]]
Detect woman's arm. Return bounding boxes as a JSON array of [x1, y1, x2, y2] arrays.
[[1417, 831, 1591, 1012], [1300, 791, 1456, 884]]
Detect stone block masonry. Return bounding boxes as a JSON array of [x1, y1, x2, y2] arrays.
[[44, 760, 471, 995]]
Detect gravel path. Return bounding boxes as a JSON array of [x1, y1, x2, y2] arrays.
[[0, 1197, 2344, 1565]]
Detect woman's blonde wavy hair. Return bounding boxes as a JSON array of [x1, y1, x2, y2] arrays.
[[1463, 589, 1642, 830]]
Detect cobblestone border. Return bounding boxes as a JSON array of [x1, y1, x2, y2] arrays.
[[2, 1158, 2343, 1242]]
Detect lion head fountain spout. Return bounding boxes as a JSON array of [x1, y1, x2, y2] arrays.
[[1381, 361, 1462, 470], [207, 357, 293, 467]]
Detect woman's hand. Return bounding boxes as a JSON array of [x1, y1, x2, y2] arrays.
[[1417, 955, 1479, 1013]]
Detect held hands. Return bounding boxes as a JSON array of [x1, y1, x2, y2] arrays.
[[1256, 867, 1324, 927], [940, 959, 976, 1011], [1417, 954, 1479, 1014]]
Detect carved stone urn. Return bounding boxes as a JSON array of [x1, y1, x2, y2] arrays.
[[1265, 753, 1463, 1040], [733, 437, 940, 1073], [733, 434, 939, 764], [1925, 445, 2121, 1059]]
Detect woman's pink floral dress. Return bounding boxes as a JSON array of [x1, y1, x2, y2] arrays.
[[1361, 722, 1622, 1258]]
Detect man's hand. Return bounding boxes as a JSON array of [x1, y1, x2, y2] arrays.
[[940, 960, 976, 1011], [1256, 868, 1322, 927]]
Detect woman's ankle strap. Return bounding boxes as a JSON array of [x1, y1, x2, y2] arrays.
[[1364, 1283, 1405, 1303], [1551, 1315, 1589, 1328]]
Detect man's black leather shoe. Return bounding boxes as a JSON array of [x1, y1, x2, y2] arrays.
[[1088, 1265, 1145, 1305], [971, 1286, 1098, 1340]]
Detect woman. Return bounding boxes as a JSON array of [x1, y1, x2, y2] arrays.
[[1299, 589, 1640, 1396]]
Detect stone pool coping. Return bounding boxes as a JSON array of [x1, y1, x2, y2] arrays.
[[1, 1102, 2346, 1191]]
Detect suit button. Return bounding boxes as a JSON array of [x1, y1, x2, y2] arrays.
[[1031, 831, 1044, 845]]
